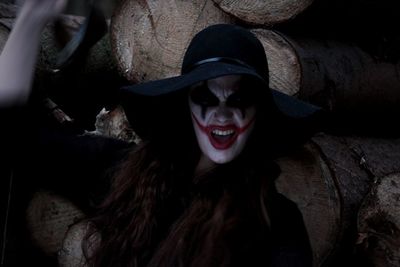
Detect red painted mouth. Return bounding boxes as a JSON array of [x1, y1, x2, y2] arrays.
[[192, 113, 255, 150], [207, 124, 238, 149]]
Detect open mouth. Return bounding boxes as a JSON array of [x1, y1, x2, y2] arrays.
[[208, 126, 238, 149], [191, 112, 255, 150]]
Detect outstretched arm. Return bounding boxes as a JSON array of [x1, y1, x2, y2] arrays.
[[0, 0, 67, 108]]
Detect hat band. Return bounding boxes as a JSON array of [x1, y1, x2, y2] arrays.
[[183, 57, 256, 74]]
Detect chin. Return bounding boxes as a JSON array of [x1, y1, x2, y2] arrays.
[[208, 152, 237, 165]]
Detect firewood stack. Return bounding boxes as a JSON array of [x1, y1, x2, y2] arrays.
[[2, 0, 400, 266]]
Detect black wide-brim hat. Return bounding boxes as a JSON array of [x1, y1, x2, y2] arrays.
[[120, 24, 324, 140]]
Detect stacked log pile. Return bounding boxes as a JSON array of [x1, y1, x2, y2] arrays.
[[276, 134, 400, 266], [2, 0, 400, 266], [111, 0, 236, 83]]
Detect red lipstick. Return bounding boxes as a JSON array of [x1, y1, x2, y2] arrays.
[[192, 113, 255, 150]]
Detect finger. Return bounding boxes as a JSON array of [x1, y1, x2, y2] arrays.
[[54, 0, 68, 13]]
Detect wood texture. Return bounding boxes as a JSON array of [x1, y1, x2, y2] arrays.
[[85, 105, 140, 143], [312, 134, 400, 264], [278, 134, 400, 266], [285, 35, 400, 115], [111, 0, 235, 83], [37, 16, 117, 76], [212, 0, 315, 26], [276, 142, 340, 266], [251, 29, 300, 96], [357, 173, 400, 267], [26, 191, 85, 256], [251, 28, 400, 135]]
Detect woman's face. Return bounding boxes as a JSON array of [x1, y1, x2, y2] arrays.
[[188, 75, 257, 165]]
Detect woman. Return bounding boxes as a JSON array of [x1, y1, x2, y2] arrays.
[[59, 24, 323, 267]]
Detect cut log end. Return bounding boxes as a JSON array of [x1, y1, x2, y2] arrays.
[[276, 142, 341, 266], [26, 191, 85, 256], [111, 0, 235, 83], [251, 29, 300, 96], [212, 0, 315, 26]]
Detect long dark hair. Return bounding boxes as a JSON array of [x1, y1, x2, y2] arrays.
[[84, 77, 297, 267]]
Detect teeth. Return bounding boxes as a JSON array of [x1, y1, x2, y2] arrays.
[[212, 129, 235, 136]]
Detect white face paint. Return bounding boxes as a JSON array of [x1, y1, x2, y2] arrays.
[[188, 75, 256, 166]]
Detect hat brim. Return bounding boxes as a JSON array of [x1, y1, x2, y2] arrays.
[[122, 61, 263, 96], [121, 61, 321, 119]]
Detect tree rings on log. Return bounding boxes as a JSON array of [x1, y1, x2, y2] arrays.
[[25, 191, 85, 256], [212, 0, 315, 26], [357, 173, 400, 267], [251, 29, 300, 96], [111, 0, 235, 83], [276, 133, 400, 265]]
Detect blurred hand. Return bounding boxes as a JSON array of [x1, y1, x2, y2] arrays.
[[19, 0, 68, 23], [0, 0, 68, 107]]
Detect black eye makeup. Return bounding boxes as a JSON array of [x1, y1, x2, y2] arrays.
[[189, 83, 219, 107], [228, 77, 262, 108], [189, 77, 260, 119], [226, 90, 257, 109]]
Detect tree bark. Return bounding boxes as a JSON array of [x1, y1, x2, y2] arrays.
[[110, 0, 236, 83], [252, 28, 400, 134], [212, 0, 315, 26], [357, 173, 400, 267], [253, 28, 400, 112], [277, 133, 400, 266]]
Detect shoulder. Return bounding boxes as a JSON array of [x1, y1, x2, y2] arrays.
[[58, 221, 100, 267]]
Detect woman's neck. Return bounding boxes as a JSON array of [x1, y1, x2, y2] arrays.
[[194, 154, 217, 178]]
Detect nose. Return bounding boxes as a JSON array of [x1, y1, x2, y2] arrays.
[[214, 102, 233, 123]]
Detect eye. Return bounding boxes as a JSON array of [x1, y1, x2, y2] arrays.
[[189, 83, 219, 107], [226, 90, 256, 109], [226, 77, 261, 108]]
